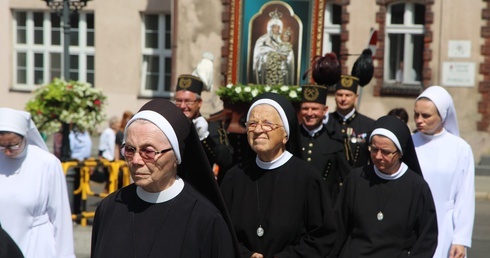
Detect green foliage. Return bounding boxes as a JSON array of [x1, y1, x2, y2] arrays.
[[25, 78, 107, 135], [215, 84, 302, 104]]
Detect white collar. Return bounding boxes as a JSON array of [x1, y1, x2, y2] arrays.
[[136, 176, 184, 203], [256, 151, 293, 170], [419, 128, 447, 141], [302, 124, 323, 137], [374, 162, 408, 180], [337, 108, 356, 121]]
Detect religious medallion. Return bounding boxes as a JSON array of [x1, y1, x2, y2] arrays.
[[257, 226, 264, 237]]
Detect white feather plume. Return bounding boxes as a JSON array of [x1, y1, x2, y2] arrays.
[[192, 51, 214, 92]]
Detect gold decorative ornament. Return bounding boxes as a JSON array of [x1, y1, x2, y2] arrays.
[[303, 87, 319, 101], [179, 78, 192, 89], [341, 76, 354, 88]]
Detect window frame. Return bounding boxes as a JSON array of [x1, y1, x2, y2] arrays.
[[383, 2, 425, 86], [12, 10, 95, 91], [140, 13, 172, 98], [322, 3, 342, 57]]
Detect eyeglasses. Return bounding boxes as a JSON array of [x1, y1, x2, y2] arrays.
[[368, 145, 398, 157], [244, 121, 283, 132], [120, 144, 173, 160], [0, 142, 23, 152], [173, 98, 198, 107]]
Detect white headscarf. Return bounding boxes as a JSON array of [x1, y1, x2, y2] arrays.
[[247, 99, 290, 138], [125, 110, 181, 164], [370, 128, 403, 155], [0, 108, 49, 151], [416, 85, 459, 136]]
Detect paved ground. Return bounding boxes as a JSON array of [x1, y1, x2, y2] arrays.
[[73, 176, 490, 257]]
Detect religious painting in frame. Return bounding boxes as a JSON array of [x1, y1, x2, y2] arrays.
[[225, 0, 325, 86]]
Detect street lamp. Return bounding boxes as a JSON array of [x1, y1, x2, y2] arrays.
[[42, 0, 91, 162], [42, 0, 91, 82]]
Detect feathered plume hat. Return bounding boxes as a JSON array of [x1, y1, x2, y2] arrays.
[[336, 48, 374, 93], [303, 52, 341, 87]]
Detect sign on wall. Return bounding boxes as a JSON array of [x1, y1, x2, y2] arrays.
[[448, 40, 471, 58], [442, 62, 475, 87]]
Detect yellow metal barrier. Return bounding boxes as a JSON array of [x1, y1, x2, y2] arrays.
[[62, 159, 131, 226]]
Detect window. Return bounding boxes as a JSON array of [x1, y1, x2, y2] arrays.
[[384, 2, 425, 86], [322, 4, 341, 58], [13, 11, 95, 91], [140, 14, 172, 97]]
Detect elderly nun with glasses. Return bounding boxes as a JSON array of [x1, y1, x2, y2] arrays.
[[332, 115, 438, 257], [0, 107, 75, 258], [220, 93, 337, 258], [91, 99, 239, 257]]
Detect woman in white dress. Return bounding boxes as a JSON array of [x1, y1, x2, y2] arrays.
[[0, 108, 75, 258], [412, 85, 475, 258]]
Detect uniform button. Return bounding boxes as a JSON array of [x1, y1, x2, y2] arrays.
[[308, 143, 313, 147], [307, 157, 311, 162], [302, 147, 305, 151], [308, 150, 312, 154], [339, 182, 343, 186], [341, 129, 345, 133]]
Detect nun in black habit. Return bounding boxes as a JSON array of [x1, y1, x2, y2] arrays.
[[332, 115, 438, 257], [91, 99, 239, 257], [220, 93, 337, 258]]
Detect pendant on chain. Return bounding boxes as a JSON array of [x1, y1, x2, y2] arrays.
[[377, 211, 384, 221], [257, 226, 264, 237]]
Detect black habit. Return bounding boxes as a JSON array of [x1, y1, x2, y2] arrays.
[[221, 156, 337, 258], [332, 165, 438, 257], [91, 183, 235, 258], [299, 125, 350, 204], [0, 224, 23, 258], [327, 111, 374, 169]]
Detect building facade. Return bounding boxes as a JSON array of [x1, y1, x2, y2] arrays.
[[1, 0, 489, 161]]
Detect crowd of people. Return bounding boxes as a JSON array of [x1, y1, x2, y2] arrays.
[[0, 70, 476, 257]]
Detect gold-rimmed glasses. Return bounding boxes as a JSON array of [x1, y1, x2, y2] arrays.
[[368, 145, 398, 157], [120, 144, 173, 160], [173, 98, 198, 107], [244, 121, 283, 132], [0, 138, 24, 152]]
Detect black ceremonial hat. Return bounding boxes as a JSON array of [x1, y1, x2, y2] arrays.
[[301, 84, 328, 105], [335, 75, 359, 93], [176, 74, 204, 95]]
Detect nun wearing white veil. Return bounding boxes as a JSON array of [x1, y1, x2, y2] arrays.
[[0, 107, 75, 258], [333, 115, 438, 257], [91, 99, 239, 258], [413, 85, 475, 258]]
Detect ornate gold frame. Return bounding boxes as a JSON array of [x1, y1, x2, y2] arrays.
[[225, 0, 325, 85]]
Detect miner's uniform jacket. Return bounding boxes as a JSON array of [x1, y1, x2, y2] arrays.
[[299, 124, 350, 203], [327, 111, 375, 170]]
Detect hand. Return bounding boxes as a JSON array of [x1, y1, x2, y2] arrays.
[[449, 244, 466, 258], [250, 253, 263, 258], [192, 116, 209, 141]]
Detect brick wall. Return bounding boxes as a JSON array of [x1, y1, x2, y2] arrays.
[[479, 0, 490, 131]]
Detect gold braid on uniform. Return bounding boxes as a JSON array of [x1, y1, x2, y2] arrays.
[[343, 137, 353, 165], [217, 122, 230, 145]]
